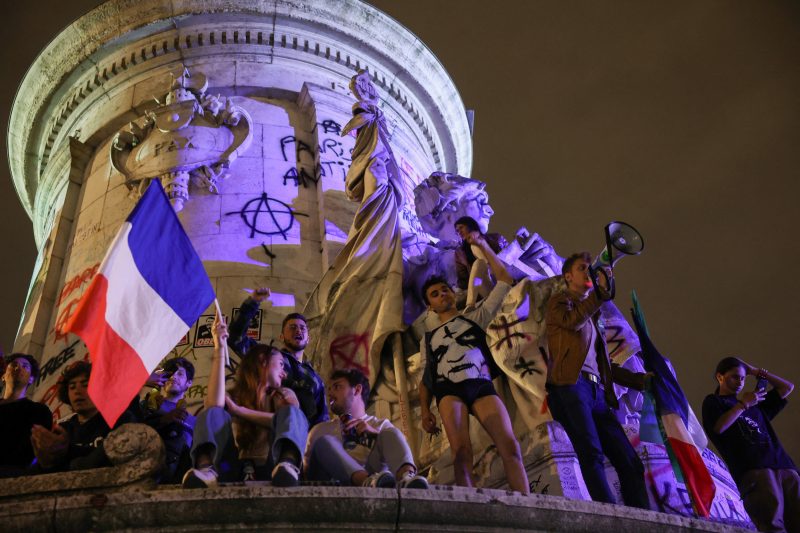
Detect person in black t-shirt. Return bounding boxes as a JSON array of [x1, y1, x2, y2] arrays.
[[702, 356, 798, 532], [0, 353, 52, 476]]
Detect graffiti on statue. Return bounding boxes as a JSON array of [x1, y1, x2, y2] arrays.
[[261, 242, 276, 260], [489, 316, 532, 350], [36, 339, 82, 387], [184, 384, 209, 401], [280, 135, 314, 163], [329, 332, 370, 376], [319, 119, 341, 135], [282, 167, 319, 188], [650, 480, 694, 516], [225, 193, 309, 239], [318, 118, 352, 186], [528, 474, 550, 495]]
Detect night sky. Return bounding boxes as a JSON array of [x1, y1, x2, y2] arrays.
[[2, 1, 798, 462]]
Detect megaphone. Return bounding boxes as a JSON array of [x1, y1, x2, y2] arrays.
[[590, 221, 644, 300]]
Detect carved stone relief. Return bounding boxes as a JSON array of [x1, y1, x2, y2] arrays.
[[111, 69, 252, 211]]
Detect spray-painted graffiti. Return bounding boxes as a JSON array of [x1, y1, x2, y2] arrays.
[[72, 221, 102, 248], [36, 339, 82, 387], [319, 119, 341, 135], [280, 136, 314, 162], [710, 496, 748, 522], [513, 356, 542, 379], [184, 384, 209, 400], [224, 193, 309, 239], [316, 119, 351, 185], [275, 120, 353, 190], [329, 332, 370, 375], [528, 473, 550, 495], [261, 242, 276, 260], [282, 167, 319, 188], [649, 479, 694, 516], [605, 324, 627, 360], [488, 316, 532, 350], [51, 263, 100, 344], [56, 264, 99, 306]]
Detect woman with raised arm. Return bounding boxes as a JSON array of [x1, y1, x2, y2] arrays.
[[182, 314, 308, 487]]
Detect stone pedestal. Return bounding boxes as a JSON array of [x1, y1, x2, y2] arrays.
[[603, 441, 753, 529]]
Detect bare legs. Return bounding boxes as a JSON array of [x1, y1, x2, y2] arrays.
[[438, 394, 529, 494]]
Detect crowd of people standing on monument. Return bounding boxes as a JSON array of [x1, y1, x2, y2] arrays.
[[0, 216, 797, 532]]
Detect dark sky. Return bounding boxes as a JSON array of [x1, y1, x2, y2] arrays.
[[3, 1, 799, 461]]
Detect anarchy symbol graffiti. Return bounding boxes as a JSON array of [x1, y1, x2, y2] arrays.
[[329, 332, 370, 376], [225, 193, 308, 239], [489, 315, 532, 350]]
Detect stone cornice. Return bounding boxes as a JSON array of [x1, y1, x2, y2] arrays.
[[8, 0, 472, 231]]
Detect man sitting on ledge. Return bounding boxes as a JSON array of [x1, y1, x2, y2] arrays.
[[0, 353, 52, 477], [30, 361, 137, 472], [141, 357, 196, 483], [305, 368, 428, 489]]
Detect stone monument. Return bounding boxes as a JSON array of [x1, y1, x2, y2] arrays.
[[4, 0, 751, 530]]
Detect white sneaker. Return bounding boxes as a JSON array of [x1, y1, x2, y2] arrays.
[[398, 471, 429, 489], [271, 461, 300, 487], [182, 465, 218, 488], [362, 471, 396, 488]]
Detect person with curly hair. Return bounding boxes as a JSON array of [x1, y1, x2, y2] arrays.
[[30, 361, 137, 471], [141, 357, 196, 482]]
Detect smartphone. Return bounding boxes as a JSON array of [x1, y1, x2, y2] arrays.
[[755, 377, 768, 393]]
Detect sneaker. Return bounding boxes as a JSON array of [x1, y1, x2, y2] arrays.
[[182, 465, 218, 489], [271, 461, 300, 487], [398, 471, 429, 489], [362, 471, 396, 488], [242, 461, 256, 482]]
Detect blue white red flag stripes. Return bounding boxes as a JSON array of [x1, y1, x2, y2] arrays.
[[65, 181, 215, 426], [631, 290, 715, 518]]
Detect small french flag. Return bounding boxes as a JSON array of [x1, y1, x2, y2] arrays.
[[65, 181, 215, 426]]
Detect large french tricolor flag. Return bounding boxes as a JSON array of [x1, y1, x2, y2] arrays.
[[65, 181, 215, 426], [630, 291, 715, 518]]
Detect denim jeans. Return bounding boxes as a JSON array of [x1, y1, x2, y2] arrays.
[[547, 375, 649, 508], [191, 405, 308, 481]]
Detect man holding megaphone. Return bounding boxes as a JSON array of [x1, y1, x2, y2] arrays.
[[544, 251, 651, 509]]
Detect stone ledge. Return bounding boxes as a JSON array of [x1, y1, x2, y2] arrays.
[[0, 424, 163, 500], [0, 483, 750, 532]]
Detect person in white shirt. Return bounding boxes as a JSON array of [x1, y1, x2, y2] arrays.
[[418, 230, 529, 494], [304, 368, 428, 489]]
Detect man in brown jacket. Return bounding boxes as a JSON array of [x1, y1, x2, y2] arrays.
[[545, 251, 650, 509]]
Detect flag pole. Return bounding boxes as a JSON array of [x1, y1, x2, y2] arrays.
[[392, 332, 419, 463], [213, 298, 229, 367]]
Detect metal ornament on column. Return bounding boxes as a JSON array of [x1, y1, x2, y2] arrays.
[[110, 68, 252, 211]]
